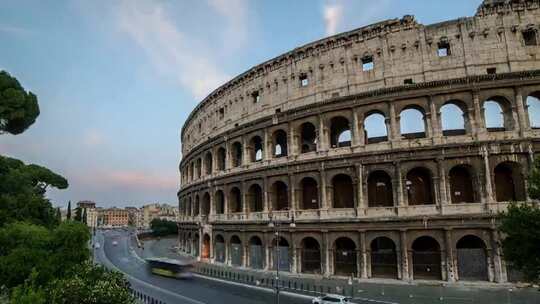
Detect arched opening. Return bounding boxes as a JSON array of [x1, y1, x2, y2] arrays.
[[249, 236, 264, 269], [229, 187, 242, 213], [204, 152, 213, 175], [332, 174, 354, 208], [526, 93, 540, 128], [300, 177, 319, 210], [189, 162, 194, 181], [370, 237, 398, 278], [214, 190, 225, 214], [494, 162, 525, 202], [231, 142, 242, 167], [301, 237, 321, 274], [449, 165, 475, 203], [194, 195, 200, 216], [412, 236, 442, 280], [364, 112, 388, 144], [406, 167, 434, 205], [249, 136, 263, 162], [271, 181, 289, 211], [456, 235, 488, 281], [400, 107, 426, 139], [202, 234, 211, 259], [187, 197, 192, 216], [483, 96, 513, 131], [230, 236, 243, 266], [330, 116, 351, 148], [367, 171, 394, 207], [202, 192, 210, 216], [186, 233, 192, 253], [334, 237, 357, 277], [300, 122, 317, 153], [441, 101, 467, 136], [273, 237, 290, 271], [217, 147, 226, 171], [273, 129, 288, 157], [214, 235, 225, 263], [196, 158, 202, 179], [248, 184, 263, 212], [193, 234, 200, 257]]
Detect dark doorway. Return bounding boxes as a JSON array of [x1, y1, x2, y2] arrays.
[[334, 237, 357, 277], [332, 174, 354, 208], [301, 237, 321, 274], [300, 177, 319, 210], [449, 165, 474, 203], [457, 235, 488, 281], [406, 167, 434, 205], [412, 236, 442, 280], [367, 171, 394, 207], [272, 181, 289, 210], [370, 237, 398, 278]]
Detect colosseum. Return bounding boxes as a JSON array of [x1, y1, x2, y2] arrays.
[[177, 0, 540, 284]]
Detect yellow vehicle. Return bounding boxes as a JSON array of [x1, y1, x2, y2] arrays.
[[146, 257, 194, 279]]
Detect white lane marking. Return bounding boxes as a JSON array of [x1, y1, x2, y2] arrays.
[[97, 233, 206, 304]]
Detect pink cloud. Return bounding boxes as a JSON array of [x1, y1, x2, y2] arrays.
[[104, 170, 178, 190]]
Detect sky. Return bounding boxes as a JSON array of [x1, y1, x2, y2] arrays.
[[0, 0, 485, 208]]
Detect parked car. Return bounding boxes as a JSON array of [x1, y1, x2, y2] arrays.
[[312, 294, 352, 304]]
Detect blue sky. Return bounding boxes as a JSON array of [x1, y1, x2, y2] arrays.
[[0, 0, 485, 208]]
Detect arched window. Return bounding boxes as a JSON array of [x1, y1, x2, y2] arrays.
[[300, 177, 319, 210], [406, 167, 434, 205], [248, 184, 263, 212], [217, 147, 226, 171], [301, 237, 321, 274], [456, 235, 488, 281], [330, 116, 351, 148], [494, 162, 525, 202], [187, 197, 192, 216], [334, 237, 357, 276], [229, 187, 242, 213], [526, 93, 540, 128], [249, 136, 263, 162], [300, 122, 317, 153], [441, 101, 467, 136], [367, 171, 393, 207], [332, 174, 354, 208], [271, 181, 289, 210], [484, 96, 513, 131], [201, 192, 210, 216], [364, 112, 387, 144], [370, 237, 398, 278], [231, 142, 242, 167], [411, 236, 441, 280], [196, 158, 202, 178], [273, 129, 288, 157], [214, 190, 225, 214], [194, 195, 200, 216], [204, 152, 213, 175], [400, 107, 426, 139], [449, 165, 475, 203], [249, 236, 264, 269]]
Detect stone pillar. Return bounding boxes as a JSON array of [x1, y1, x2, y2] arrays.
[[472, 91, 487, 139], [491, 229, 507, 283], [225, 140, 232, 170], [288, 122, 296, 156], [289, 174, 297, 212], [515, 87, 529, 136], [264, 128, 271, 161], [482, 146, 495, 204], [395, 161, 405, 207], [209, 186, 215, 216], [356, 164, 365, 214], [388, 102, 399, 142], [359, 230, 368, 278], [352, 109, 361, 147], [223, 187, 229, 215], [318, 115, 328, 152], [358, 121, 366, 146], [437, 158, 449, 206], [444, 229, 456, 282], [428, 96, 442, 141], [242, 136, 249, 166], [242, 244, 248, 267], [264, 233, 270, 270], [263, 176, 270, 212], [291, 239, 298, 274], [241, 181, 248, 215], [323, 231, 331, 276], [320, 168, 329, 210], [400, 230, 410, 281]]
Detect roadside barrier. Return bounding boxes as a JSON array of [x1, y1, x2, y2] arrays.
[[129, 286, 167, 304]]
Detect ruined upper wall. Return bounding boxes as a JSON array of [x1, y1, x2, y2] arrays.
[[181, 0, 540, 156]]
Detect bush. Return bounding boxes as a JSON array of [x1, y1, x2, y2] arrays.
[[150, 218, 177, 237]]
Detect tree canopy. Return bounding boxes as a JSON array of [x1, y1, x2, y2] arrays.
[[150, 218, 178, 237], [0, 70, 40, 135]]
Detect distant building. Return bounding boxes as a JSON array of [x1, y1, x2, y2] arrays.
[[141, 203, 178, 229], [100, 208, 129, 228], [76, 200, 98, 227], [76, 200, 96, 209]]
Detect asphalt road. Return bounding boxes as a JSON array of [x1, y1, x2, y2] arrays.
[[94, 229, 313, 304]]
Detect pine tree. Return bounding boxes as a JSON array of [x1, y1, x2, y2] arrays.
[[74, 207, 82, 222], [56, 208, 62, 223], [66, 201, 71, 220]]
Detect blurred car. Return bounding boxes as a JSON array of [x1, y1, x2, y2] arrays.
[[112, 241, 118, 246], [94, 243, 101, 249], [312, 294, 352, 304]]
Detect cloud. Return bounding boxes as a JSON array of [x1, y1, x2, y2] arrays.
[[208, 0, 249, 51], [0, 25, 30, 35], [323, 2, 343, 36], [82, 129, 104, 147], [104, 170, 178, 190], [116, 0, 231, 99]]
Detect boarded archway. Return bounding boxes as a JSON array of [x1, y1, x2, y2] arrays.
[[301, 237, 321, 274], [449, 165, 475, 203], [456, 235, 488, 281], [406, 167, 434, 205], [202, 234, 210, 259], [273, 237, 290, 271], [214, 190, 225, 214], [494, 162, 525, 202], [229, 187, 242, 213], [334, 237, 357, 277], [217, 147, 226, 171], [231, 142, 242, 167], [248, 184, 263, 212], [370, 237, 398, 278], [412, 236, 442, 280], [332, 174, 354, 208], [214, 235, 226, 263], [300, 177, 319, 210], [202, 192, 210, 216], [367, 171, 394, 207], [230, 236, 243, 266], [249, 236, 264, 269], [271, 181, 289, 210]]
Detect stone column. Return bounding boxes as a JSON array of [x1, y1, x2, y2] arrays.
[[437, 158, 449, 206], [264, 128, 271, 161], [318, 115, 328, 152], [289, 174, 297, 212], [323, 231, 331, 276], [482, 146, 495, 204], [320, 168, 329, 210], [241, 181, 248, 215], [358, 121, 366, 146], [225, 140, 232, 170], [263, 176, 270, 212], [356, 164, 365, 215], [291, 238, 298, 274], [428, 96, 442, 142], [359, 230, 368, 278], [444, 229, 456, 282], [223, 186, 229, 215], [388, 102, 399, 142], [400, 230, 410, 281], [472, 91, 486, 139], [515, 87, 529, 136], [209, 186, 215, 217], [491, 229, 507, 283], [352, 109, 361, 147], [395, 162, 405, 207], [242, 136, 249, 166]]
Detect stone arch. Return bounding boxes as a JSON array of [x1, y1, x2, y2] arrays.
[[249, 135, 264, 162], [494, 161, 526, 202], [526, 91, 540, 128], [214, 234, 226, 263], [406, 167, 434, 205], [332, 173, 354, 208], [187, 197, 192, 216], [483, 96, 514, 131], [301, 237, 321, 274], [333, 237, 357, 276], [196, 158, 202, 179], [201, 192, 211, 216], [411, 236, 442, 280], [456, 235, 488, 281], [248, 236, 264, 269], [217, 147, 226, 171], [204, 151, 213, 175], [367, 170, 394, 207], [202, 233, 211, 259], [230, 235, 243, 266], [299, 122, 317, 153], [214, 190, 225, 214], [194, 194, 200, 215], [231, 141, 243, 167], [299, 176, 319, 210], [330, 116, 351, 148], [229, 186, 243, 213], [272, 129, 288, 157], [440, 100, 469, 136], [370, 237, 398, 278], [399, 105, 426, 139], [271, 180, 289, 210], [364, 111, 388, 144], [247, 183, 264, 212], [272, 236, 291, 271], [449, 165, 475, 203]]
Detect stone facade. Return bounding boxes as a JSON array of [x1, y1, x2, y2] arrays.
[[177, 0, 540, 283]]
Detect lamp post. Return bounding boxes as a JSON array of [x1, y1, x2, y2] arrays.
[[268, 210, 295, 304]]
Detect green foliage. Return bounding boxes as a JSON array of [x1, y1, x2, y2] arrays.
[[499, 203, 540, 282], [528, 157, 540, 200], [55, 208, 61, 223], [66, 201, 71, 220], [74, 207, 82, 222], [150, 218, 178, 237], [0, 71, 40, 135]]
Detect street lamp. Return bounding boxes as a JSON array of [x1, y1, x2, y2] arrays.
[[268, 209, 295, 304]]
